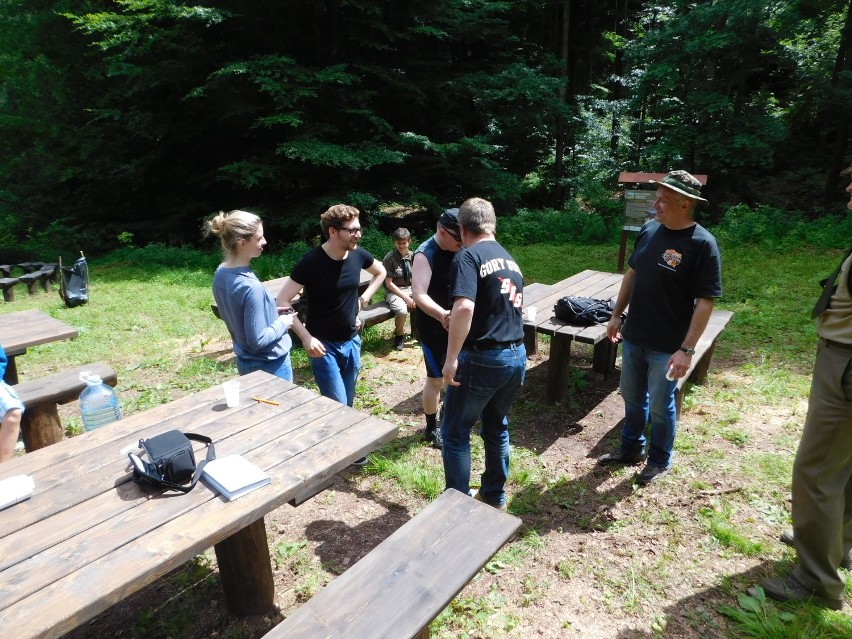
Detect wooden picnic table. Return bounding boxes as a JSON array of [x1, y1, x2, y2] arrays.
[[522, 269, 624, 404], [0, 309, 79, 384], [0, 370, 398, 639]]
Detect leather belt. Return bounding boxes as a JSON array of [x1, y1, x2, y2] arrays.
[[471, 340, 524, 351], [821, 337, 852, 352]]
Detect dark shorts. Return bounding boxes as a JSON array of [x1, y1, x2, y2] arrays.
[[419, 331, 448, 379]]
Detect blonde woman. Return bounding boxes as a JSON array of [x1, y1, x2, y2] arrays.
[[206, 210, 295, 380]]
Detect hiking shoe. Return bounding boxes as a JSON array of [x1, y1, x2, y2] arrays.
[[393, 335, 404, 350], [469, 488, 507, 512], [597, 451, 646, 466], [751, 574, 843, 610], [351, 456, 369, 467], [424, 425, 442, 449], [635, 462, 669, 485], [779, 529, 852, 569]]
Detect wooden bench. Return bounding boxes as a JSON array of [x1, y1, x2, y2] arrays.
[[18, 271, 49, 295], [0, 277, 19, 302], [264, 489, 521, 639], [674, 309, 734, 417], [359, 300, 394, 328], [13, 362, 118, 451]]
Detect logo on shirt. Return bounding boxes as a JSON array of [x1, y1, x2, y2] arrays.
[[662, 249, 682, 269]]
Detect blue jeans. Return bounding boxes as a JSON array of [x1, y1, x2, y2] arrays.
[[441, 343, 526, 507], [619, 339, 678, 468], [237, 352, 293, 382], [309, 334, 361, 406]]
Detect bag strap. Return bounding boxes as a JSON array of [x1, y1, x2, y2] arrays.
[[131, 433, 216, 494]]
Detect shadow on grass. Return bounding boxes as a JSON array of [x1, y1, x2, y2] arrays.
[[610, 561, 851, 639]]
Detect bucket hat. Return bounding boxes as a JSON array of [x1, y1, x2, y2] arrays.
[[649, 170, 708, 203]]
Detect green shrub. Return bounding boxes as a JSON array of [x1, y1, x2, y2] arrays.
[[714, 204, 852, 249], [497, 207, 614, 245]]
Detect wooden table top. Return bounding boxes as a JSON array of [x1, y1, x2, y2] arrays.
[[0, 309, 79, 357], [523, 269, 624, 345], [0, 370, 398, 639]]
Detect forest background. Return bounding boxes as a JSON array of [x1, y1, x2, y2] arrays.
[[2, 0, 852, 257]]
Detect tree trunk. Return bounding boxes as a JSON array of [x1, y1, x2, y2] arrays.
[[823, 0, 852, 202], [554, 0, 571, 208]]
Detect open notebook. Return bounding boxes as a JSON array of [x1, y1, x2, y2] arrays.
[[201, 454, 271, 501]]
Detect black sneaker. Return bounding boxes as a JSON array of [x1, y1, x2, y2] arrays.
[[780, 529, 852, 569], [393, 335, 404, 350], [597, 451, 646, 466], [351, 456, 369, 467], [635, 462, 669, 485], [751, 574, 843, 610], [431, 427, 443, 450]]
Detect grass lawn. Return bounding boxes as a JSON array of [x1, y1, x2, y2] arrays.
[[2, 240, 850, 638]]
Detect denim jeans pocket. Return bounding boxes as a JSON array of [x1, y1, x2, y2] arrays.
[[467, 359, 509, 394]]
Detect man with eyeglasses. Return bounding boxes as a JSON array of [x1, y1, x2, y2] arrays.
[[278, 205, 385, 425], [411, 208, 463, 448]]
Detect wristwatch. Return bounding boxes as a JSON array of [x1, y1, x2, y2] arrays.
[[680, 346, 696, 357]]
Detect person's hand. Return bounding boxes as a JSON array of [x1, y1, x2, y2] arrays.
[[442, 358, 460, 387], [667, 350, 691, 379], [606, 316, 621, 343], [405, 296, 416, 310], [279, 312, 295, 330], [304, 337, 326, 358], [441, 310, 451, 332]]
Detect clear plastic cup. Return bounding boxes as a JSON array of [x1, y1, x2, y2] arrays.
[[223, 380, 241, 407], [526, 306, 538, 322]]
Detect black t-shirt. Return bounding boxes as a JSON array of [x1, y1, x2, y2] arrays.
[[290, 246, 376, 342], [414, 235, 456, 338], [622, 220, 722, 353], [449, 240, 524, 349]]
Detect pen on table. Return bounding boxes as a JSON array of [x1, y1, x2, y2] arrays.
[[252, 397, 280, 406]]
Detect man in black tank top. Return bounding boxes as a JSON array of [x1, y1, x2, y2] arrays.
[[440, 198, 526, 509], [412, 208, 462, 448]]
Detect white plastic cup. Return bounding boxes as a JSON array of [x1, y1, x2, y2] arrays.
[[526, 306, 538, 322], [223, 380, 241, 408]]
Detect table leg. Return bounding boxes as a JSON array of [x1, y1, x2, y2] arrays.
[[592, 339, 619, 377], [546, 333, 573, 404], [214, 517, 275, 615], [21, 405, 64, 451], [523, 324, 538, 357], [3, 355, 18, 385]]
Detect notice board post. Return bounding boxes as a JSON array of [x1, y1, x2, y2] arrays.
[[616, 172, 707, 273]]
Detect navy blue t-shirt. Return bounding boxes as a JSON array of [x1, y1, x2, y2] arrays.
[[622, 220, 722, 353], [449, 241, 524, 349], [291, 246, 375, 342]]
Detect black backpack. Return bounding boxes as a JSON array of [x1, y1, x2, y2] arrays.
[[553, 296, 614, 326]]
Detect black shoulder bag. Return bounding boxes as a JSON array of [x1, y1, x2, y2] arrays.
[[128, 430, 216, 493], [553, 296, 615, 326]]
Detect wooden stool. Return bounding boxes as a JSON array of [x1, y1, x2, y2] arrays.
[[0, 277, 19, 302], [18, 273, 42, 295]]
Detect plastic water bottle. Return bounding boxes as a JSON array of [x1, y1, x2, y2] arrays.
[[78, 372, 122, 431]]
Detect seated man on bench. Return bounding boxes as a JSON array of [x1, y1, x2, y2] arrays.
[[0, 343, 24, 463], [598, 170, 722, 485], [382, 227, 415, 350]]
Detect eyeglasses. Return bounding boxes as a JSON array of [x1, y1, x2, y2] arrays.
[[338, 225, 362, 236], [443, 227, 461, 242]]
